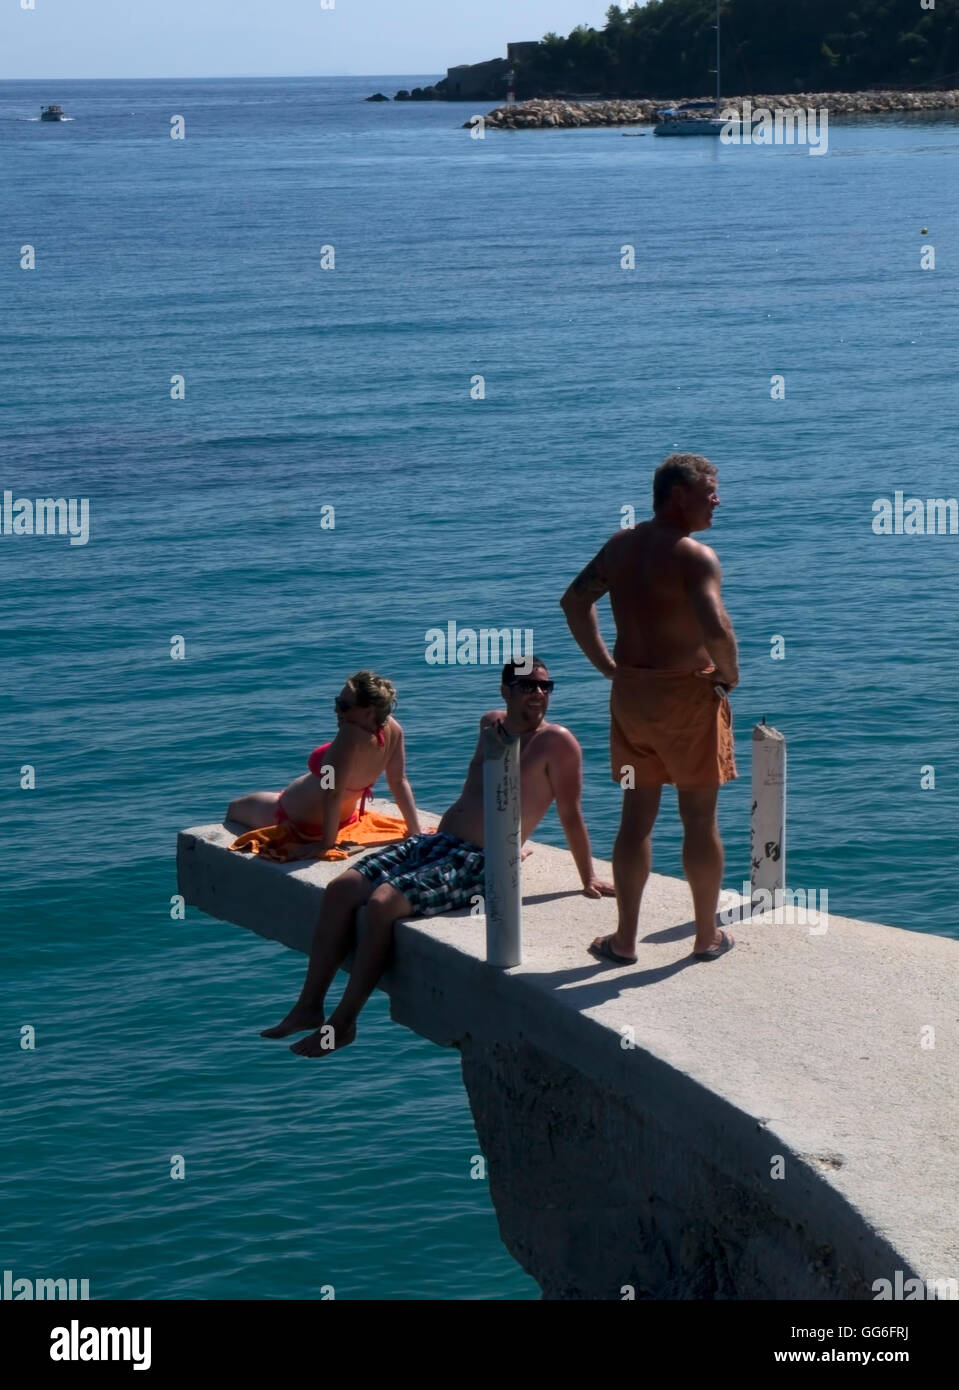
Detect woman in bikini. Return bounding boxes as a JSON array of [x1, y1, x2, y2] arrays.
[[226, 671, 420, 855]]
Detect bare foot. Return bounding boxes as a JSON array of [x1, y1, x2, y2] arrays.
[[289, 1021, 357, 1057], [260, 1004, 326, 1039]]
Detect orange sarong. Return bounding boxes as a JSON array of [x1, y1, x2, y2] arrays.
[[229, 810, 431, 864]]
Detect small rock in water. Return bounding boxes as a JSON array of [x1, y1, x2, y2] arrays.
[[365, 92, 390, 103]]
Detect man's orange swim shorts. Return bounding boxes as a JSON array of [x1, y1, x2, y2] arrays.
[[610, 666, 737, 789]]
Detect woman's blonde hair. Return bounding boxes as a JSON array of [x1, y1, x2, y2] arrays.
[[347, 671, 397, 727]]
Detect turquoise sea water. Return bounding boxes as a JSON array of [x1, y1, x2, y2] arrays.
[[2, 77, 958, 1299]]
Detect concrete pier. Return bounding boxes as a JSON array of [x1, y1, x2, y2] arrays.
[[177, 808, 959, 1300]]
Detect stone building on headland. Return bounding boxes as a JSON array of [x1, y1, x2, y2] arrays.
[[506, 42, 542, 66], [445, 42, 542, 100], [444, 56, 511, 101], [392, 42, 543, 103]]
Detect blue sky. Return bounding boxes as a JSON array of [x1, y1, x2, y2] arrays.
[[2, 0, 620, 79]]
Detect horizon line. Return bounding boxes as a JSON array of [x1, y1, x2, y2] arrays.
[[2, 72, 446, 82]]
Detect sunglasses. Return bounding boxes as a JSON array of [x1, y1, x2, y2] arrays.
[[508, 678, 554, 695], [334, 696, 355, 714]]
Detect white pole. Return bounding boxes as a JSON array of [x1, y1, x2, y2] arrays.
[[482, 722, 522, 967], [751, 722, 786, 905]]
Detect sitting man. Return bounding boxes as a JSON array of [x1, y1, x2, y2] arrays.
[[262, 656, 615, 1056]]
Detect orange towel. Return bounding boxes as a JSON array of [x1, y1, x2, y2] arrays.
[[229, 810, 432, 863]]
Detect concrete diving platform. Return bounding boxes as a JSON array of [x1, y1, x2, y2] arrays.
[[177, 808, 959, 1300]]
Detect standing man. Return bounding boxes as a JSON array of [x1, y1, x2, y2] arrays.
[[560, 453, 739, 964], [261, 657, 615, 1056]]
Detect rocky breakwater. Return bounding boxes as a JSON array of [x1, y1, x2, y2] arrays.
[[716, 88, 959, 116], [474, 88, 959, 129], [474, 98, 660, 129]]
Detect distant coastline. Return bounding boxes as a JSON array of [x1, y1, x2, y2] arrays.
[[376, 0, 955, 110]]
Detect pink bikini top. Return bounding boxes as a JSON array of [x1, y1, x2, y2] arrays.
[[308, 725, 386, 815]]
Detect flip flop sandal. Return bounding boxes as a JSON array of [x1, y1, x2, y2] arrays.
[[588, 935, 638, 966], [694, 928, 735, 961]]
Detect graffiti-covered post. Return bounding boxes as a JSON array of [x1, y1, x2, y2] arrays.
[[751, 722, 786, 903], [482, 721, 522, 967]]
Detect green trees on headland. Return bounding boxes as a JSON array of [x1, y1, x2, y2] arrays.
[[517, 0, 957, 99]]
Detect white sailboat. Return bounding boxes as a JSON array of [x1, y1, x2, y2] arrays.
[[653, 1, 742, 137]]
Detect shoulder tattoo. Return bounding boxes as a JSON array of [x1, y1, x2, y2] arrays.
[[570, 555, 609, 602]]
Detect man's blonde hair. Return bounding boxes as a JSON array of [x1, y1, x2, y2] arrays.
[[652, 453, 717, 512], [347, 670, 397, 726]]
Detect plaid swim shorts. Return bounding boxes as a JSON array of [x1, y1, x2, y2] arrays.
[[354, 832, 485, 918]]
